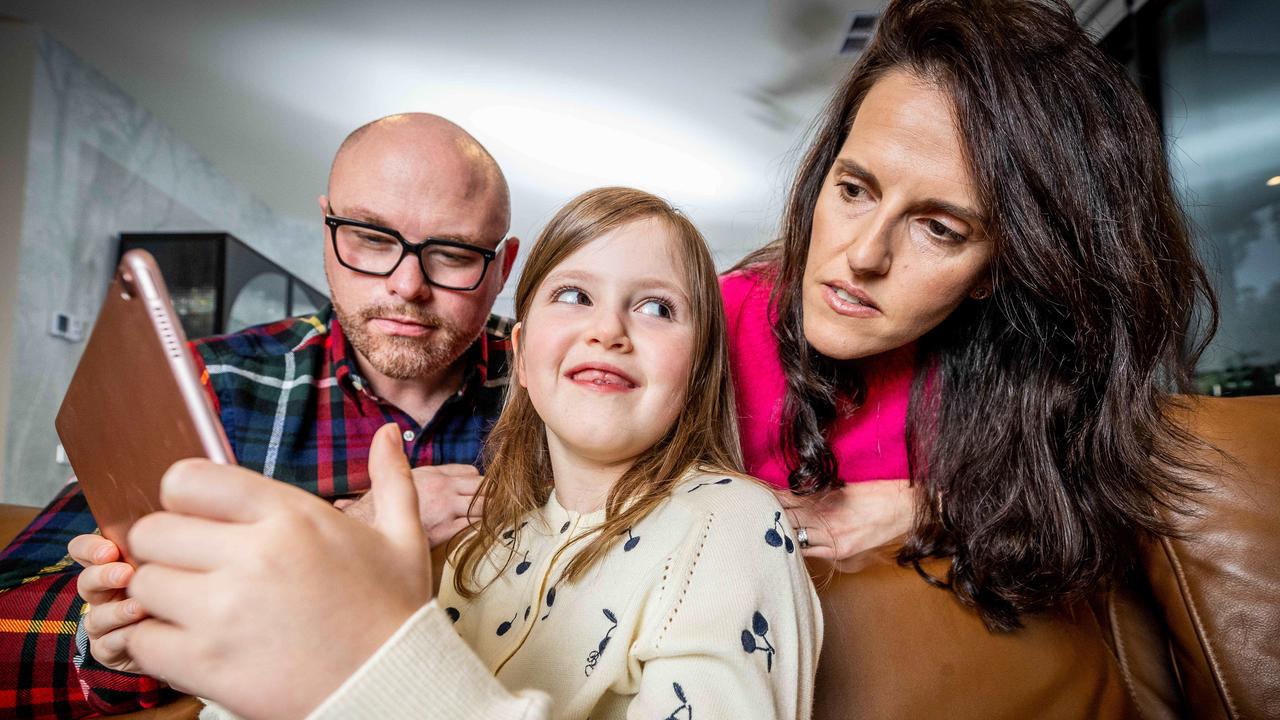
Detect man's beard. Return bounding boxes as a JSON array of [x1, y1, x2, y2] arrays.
[[332, 298, 474, 381]]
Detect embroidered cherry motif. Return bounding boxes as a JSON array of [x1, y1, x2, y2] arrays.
[[541, 585, 557, 620], [764, 511, 795, 554], [496, 611, 518, 636], [664, 682, 692, 719], [741, 611, 776, 672], [687, 477, 733, 493], [623, 527, 640, 552], [584, 608, 618, 676]]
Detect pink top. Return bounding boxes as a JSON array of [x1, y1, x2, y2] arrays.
[[720, 269, 915, 489]]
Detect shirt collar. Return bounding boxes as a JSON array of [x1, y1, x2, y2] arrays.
[[538, 487, 608, 536], [326, 310, 366, 392]]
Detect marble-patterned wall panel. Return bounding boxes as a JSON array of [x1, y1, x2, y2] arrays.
[[3, 32, 323, 504]]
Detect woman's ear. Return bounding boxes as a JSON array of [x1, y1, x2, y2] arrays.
[[969, 282, 992, 300], [512, 322, 527, 389]]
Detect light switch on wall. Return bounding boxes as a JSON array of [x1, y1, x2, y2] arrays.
[[49, 312, 86, 342]]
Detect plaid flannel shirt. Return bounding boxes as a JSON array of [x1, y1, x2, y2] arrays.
[[0, 306, 512, 718]]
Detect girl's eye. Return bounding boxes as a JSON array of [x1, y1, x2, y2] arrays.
[[924, 218, 966, 244], [636, 298, 674, 320], [552, 286, 591, 306]]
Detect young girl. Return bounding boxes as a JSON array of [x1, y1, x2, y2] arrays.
[[426, 186, 820, 718], [118, 187, 822, 720]]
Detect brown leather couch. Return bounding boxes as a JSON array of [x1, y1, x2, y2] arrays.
[[2, 396, 1275, 719]]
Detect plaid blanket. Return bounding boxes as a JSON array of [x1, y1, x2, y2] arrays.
[[0, 307, 510, 717]]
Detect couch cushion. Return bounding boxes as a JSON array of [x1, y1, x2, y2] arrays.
[[1144, 396, 1280, 719], [1092, 576, 1185, 719], [810, 552, 1135, 719]]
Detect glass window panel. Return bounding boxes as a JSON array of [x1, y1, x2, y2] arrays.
[[226, 272, 288, 334], [290, 282, 320, 317], [1160, 0, 1280, 395]]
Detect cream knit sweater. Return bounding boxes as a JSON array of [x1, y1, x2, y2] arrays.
[[199, 472, 821, 720]]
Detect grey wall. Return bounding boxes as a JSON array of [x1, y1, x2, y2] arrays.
[[0, 22, 39, 504], [2, 30, 322, 505]]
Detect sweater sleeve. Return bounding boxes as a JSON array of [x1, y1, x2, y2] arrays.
[[306, 600, 552, 720], [625, 499, 822, 720]]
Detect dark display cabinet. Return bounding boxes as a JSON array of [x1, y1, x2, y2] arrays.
[[118, 232, 327, 340]]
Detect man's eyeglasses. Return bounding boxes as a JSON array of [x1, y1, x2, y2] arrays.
[[324, 211, 507, 291]]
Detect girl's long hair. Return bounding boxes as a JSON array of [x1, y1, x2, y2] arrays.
[[452, 187, 743, 597], [738, 0, 1218, 630]]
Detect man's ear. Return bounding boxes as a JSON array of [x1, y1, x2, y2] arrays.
[[499, 237, 520, 285], [511, 321, 527, 389], [318, 194, 329, 214]]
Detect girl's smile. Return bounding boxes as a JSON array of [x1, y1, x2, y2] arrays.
[[514, 215, 695, 469], [564, 363, 639, 391]]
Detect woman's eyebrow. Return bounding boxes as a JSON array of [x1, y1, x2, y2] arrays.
[[833, 158, 882, 195], [908, 198, 984, 227], [835, 158, 983, 226]]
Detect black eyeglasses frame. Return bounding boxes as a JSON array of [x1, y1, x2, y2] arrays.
[[323, 213, 507, 292]]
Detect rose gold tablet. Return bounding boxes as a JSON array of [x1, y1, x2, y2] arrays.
[[55, 249, 234, 564]]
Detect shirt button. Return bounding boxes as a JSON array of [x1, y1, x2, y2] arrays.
[[402, 430, 416, 442]]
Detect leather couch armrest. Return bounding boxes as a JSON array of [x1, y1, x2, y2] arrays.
[[0, 503, 39, 548], [1143, 396, 1280, 719]]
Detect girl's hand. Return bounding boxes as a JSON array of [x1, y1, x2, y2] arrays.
[[773, 479, 915, 572], [124, 423, 432, 720], [69, 534, 147, 674]]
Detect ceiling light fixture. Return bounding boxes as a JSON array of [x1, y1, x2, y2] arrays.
[[1267, 176, 1280, 187]]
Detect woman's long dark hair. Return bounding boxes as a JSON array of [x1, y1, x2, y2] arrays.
[[739, 0, 1218, 630]]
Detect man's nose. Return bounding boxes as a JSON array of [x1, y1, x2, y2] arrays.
[[845, 210, 894, 276], [384, 254, 433, 302], [586, 308, 632, 352]]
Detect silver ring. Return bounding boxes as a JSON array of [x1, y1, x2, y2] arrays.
[[796, 526, 810, 549]]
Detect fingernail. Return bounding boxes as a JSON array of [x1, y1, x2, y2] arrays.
[[111, 568, 127, 585], [96, 548, 112, 563], [124, 600, 138, 616]]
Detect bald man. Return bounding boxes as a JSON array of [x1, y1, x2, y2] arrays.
[[0, 114, 520, 717]]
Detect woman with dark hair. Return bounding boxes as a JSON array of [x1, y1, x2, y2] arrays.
[[727, 0, 1217, 630]]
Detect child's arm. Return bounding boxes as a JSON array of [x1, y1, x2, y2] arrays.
[[307, 600, 552, 720]]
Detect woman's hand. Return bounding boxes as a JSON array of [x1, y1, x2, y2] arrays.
[[773, 479, 916, 572], [124, 423, 433, 720], [68, 534, 146, 674]]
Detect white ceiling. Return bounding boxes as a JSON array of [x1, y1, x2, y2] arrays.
[[3, 0, 884, 262]]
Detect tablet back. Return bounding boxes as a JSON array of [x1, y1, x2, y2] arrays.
[[55, 249, 234, 563]]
